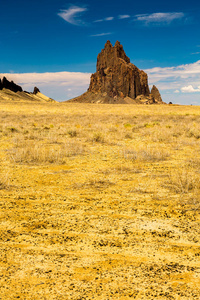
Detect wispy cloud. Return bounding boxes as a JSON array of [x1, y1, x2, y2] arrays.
[[94, 16, 114, 23], [134, 12, 185, 25], [118, 15, 130, 19], [58, 6, 87, 26], [105, 17, 114, 21], [90, 32, 113, 37], [191, 52, 200, 55]]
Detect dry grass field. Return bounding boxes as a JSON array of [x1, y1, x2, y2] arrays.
[[0, 100, 200, 299]]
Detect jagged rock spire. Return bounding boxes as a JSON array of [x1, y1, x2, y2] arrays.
[[151, 85, 163, 103], [33, 87, 40, 94], [68, 40, 164, 104], [88, 40, 150, 99]]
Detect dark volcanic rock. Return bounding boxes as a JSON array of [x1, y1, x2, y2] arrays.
[[68, 41, 164, 104], [0, 77, 23, 93], [151, 85, 163, 103], [88, 41, 150, 99], [33, 87, 40, 94], [0, 79, 2, 90]]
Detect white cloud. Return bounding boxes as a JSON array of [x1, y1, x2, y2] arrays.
[[118, 15, 130, 19], [191, 52, 200, 55], [58, 6, 87, 26], [134, 12, 185, 25], [145, 60, 200, 88], [90, 32, 113, 37], [181, 85, 200, 93], [174, 90, 180, 93], [145, 60, 200, 103]]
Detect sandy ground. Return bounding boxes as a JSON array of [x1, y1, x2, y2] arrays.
[[0, 101, 200, 299]]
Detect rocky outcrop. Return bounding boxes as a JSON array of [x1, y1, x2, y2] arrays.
[[0, 77, 56, 102], [151, 85, 163, 103], [33, 87, 40, 94], [0, 77, 23, 93], [88, 41, 150, 99], [68, 41, 164, 104]]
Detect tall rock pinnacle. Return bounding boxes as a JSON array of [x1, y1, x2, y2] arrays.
[[88, 40, 150, 99], [68, 41, 163, 104], [151, 85, 163, 103]]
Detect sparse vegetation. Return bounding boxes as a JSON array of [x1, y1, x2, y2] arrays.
[[0, 100, 200, 299]]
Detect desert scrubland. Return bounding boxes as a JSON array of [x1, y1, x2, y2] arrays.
[[0, 100, 200, 299]]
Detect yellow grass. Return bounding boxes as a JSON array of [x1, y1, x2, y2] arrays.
[[0, 100, 200, 299]]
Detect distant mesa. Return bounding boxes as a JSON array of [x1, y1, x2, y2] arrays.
[[0, 77, 55, 102], [68, 40, 164, 104]]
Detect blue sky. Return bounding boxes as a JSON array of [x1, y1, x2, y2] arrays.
[[0, 0, 200, 104]]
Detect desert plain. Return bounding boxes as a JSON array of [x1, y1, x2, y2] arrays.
[[0, 99, 200, 299]]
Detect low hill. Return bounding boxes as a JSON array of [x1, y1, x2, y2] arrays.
[[0, 77, 56, 103]]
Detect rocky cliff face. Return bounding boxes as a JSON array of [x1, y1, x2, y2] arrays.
[[0, 77, 23, 93], [88, 41, 150, 99], [68, 41, 164, 104]]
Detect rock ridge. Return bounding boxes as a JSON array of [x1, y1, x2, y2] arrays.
[[0, 77, 23, 93], [0, 77, 55, 102]]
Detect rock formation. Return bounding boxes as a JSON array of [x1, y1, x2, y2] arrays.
[[33, 87, 40, 94], [0, 77, 23, 93], [151, 85, 163, 103], [68, 41, 164, 104], [88, 40, 150, 98], [0, 77, 55, 102]]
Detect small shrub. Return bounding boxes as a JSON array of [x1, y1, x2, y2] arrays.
[[68, 130, 77, 137], [123, 147, 169, 162], [124, 123, 132, 128], [125, 133, 133, 139], [144, 123, 153, 128], [43, 125, 50, 130], [92, 132, 104, 143], [9, 140, 85, 164], [187, 130, 200, 139], [6, 127, 18, 133], [144, 122, 160, 128], [166, 169, 200, 194]]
